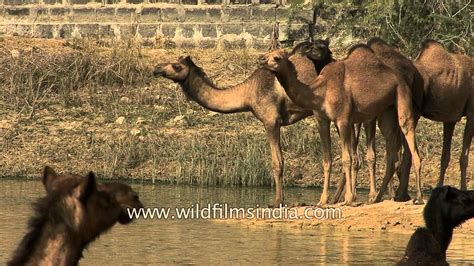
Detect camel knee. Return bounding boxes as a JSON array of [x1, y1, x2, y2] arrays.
[[366, 149, 375, 164], [322, 159, 332, 172], [351, 156, 360, 171], [342, 157, 352, 169]]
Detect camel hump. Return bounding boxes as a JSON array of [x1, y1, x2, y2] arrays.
[[416, 40, 451, 62], [347, 43, 374, 56], [344, 44, 381, 67], [421, 39, 443, 50], [367, 37, 389, 47]]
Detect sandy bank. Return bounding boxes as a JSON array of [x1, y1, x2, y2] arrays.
[[214, 200, 474, 235]]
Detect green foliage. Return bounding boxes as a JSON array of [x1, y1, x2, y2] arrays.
[[363, 0, 472, 56]]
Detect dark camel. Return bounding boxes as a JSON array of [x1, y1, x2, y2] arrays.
[[153, 40, 335, 207], [398, 186, 474, 265], [260, 45, 423, 205], [8, 166, 143, 266]]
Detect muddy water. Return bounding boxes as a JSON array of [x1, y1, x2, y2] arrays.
[[1, 179, 473, 264]]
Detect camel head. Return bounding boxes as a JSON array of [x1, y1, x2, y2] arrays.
[[258, 49, 290, 72], [153, 56, 194, 82], [42, 166, 143, 227], [305, 38, 331, 61], [424, 186, 474, 231], [98, 182, 144, 225]]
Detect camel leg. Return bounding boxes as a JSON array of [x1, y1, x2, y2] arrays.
[[350, 123, 362, 202], [364, 120, 377, 201], [460, 116, 473, 190], [395, 114, 420, 201], [317, 118, 332, 206], [396, 86, 423, 204], [265, 120, 284, 207], [333, 123, 361, 204], [395, 139, 412, 201], [373, 110, 401, 203], [437, 122, 455, 187], [336, 120, 354, 205]]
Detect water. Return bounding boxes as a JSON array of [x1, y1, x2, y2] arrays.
[[1, 179, 473, 264]]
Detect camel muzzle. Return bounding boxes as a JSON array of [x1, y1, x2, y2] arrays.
[[257, 55, 268, 67], [153, 67, 165, 77]]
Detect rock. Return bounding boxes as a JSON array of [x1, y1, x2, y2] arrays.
[[120, 97, 131, 103], [207, 111, 219, 117], [115, 116, 126, 125], [130, 128, 141, 136], [136, 117, 146, 125], [166, 115, 187, 126], [11, 49, 20, 59], [154, 105, 166, 111]]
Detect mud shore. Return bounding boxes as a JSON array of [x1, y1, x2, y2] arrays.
[[215, 200, 474, 235]]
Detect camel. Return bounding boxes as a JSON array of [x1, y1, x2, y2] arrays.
[[398, 186, 474, 265], [153, 40, 335, 207], [365, 37, 425, 203], [376, 40, 473, 202], [414, 40, 473, 190], [8, 166, 144, 266], [260, 45, 423, 205]]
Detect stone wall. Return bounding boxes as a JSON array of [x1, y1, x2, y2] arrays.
[[0, 0, 317, 48]]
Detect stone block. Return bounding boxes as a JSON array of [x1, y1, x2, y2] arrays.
[[126, 0, 143, 4], [4, 0, 38, 5], [251, 6, 276, 21], [218, 23, 243, 35], [6, 7, 30, 16], [199, 24, 216, 38], [161, 24, 177, 37], [138, 24, 158, 38], [98, 24, 114, 38], [140, 7, 160, 23], [96, 7, 115, 22], [77, 24, 99, 37], [35, 24, 54, 38], [160, 7, 184, 22], [177, 24, 194, 38], [59, 24, 74, 38], [185, 8, 207, 22], [50, 7, 70, 16], [43, 0, 62, 4], [222, 6, 250, 22]]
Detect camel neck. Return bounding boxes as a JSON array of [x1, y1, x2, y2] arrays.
[[275, 60, 324, 111], [21, 224, 83, 266], [180, 68, 250, 114], [312, 56, 335, 74], [428, 219, 452, 258]]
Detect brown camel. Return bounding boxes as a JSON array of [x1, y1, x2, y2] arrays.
[[365, 37, 425, 203], [376, 40, 473, 202], [260, 45, 423, 205], [8, 166, 143, 266], [414, 40, 473, 190], [398, 186, 474, 265], [153, 40, 335, 207]]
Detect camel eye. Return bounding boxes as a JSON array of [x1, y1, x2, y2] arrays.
[[274, 56, 282, 61], [172, 64, 182, 71]]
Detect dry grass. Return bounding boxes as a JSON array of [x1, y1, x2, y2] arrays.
[[0, 37, 471, 190]]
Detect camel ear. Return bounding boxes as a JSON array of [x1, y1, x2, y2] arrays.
[[42, 166, 58, 192], [76, 172, 97, 204], [324, 38, 330, 46]]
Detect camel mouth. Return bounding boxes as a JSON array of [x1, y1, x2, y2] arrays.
[[307, 51, 325, 61], [257, 55, 268, 67], [153, 68, 165, 77], [118, 202, 144, 225]]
